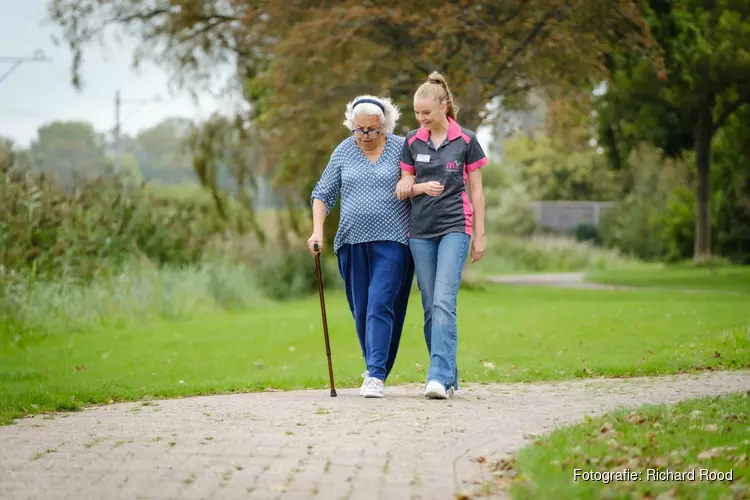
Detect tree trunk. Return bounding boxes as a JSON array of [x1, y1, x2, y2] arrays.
[[693, 95, 714, 262]]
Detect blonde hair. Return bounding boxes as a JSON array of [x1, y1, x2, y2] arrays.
[[414, 72, 458, 120], [342, 95, 401, 133]]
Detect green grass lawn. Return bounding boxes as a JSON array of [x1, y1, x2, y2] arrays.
[[587, 265, 750, 293], [1, 283, 748, 425], [502, 391, 749, 499]]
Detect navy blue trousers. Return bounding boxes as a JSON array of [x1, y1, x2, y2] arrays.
[[337, 241, 414, 381]]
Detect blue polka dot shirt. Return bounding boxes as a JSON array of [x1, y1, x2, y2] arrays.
[[311, 134, 411, 255]]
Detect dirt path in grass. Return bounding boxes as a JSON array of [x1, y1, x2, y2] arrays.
[[1, 371, 748, 500], [484, 272, 640, 290], [484, 272, 744, 294]]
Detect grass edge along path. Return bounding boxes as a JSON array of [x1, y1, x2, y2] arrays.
[[468, 391, 749, 499], [586, 265, 750, 293]]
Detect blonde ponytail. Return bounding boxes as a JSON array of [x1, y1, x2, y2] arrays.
[[415, 71, 458, 120]]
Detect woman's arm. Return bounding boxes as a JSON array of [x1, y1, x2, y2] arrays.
[[465, 134, 489, 262], [308, 153, 342, 253], [468, 169, 485, 262], [311, 198, 328, 238], [397, 136, 423, 199], [396, 170, 422, 199]]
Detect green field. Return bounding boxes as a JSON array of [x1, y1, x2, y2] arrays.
[[2, 280, 748, 425]]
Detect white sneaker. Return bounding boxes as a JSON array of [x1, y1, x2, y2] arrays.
[[424, 380, 452, 399], [362, 377, 385, 398], [359, 371, 369, 396]]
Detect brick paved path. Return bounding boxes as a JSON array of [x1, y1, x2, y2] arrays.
[[1, 371, 747, 500]]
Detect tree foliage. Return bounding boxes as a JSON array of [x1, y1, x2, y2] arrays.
[[184, 112, 268, 243], [48, 0, 657, 204], [28, 121, 110, 185], [132, 118, 194, 184], [0, 140, 222, 280], [596, 0, 750, 260], [504, 134, 621, 202]]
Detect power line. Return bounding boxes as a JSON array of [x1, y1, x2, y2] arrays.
[[0, 50, 51, 87], [113, 90, 164, 172]]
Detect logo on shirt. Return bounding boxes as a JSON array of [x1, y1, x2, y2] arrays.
[[445, 161, 461, 170]]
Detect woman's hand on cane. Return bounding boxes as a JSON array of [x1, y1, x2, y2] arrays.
[[307, 232, 323, 254]]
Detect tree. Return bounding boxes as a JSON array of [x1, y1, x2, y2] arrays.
[[29, 121, 110, 184], [596, 0, 750, 261], [504, 134, 620, 202], [0, 137, 34, 172], [184, 112, 267, 243], [710, 105, 750, 263], [48, 0, 658, 198], [132, 117, 195, 184]]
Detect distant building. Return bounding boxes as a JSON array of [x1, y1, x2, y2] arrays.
[[529, 200, 615, 231]]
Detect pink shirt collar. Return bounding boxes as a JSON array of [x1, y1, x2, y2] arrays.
[[414, 117, 462, 143]]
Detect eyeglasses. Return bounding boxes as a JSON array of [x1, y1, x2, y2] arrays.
[[352, 128, 382, 139]]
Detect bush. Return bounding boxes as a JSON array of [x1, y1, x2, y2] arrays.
[[255, 246, 341, 301], [482, 234, 638, 273], [600, 134, 750, 264], [600, 144, 693, 260], [485, 183, 538, 237], [657, 185, 696, 262], [572, 223, 603, 246], [483, 164, 537, 237], [0, 152, 226, 280], [502, 134, 621, 201]]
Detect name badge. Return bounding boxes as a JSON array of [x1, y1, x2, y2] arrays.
[[416, 154, 431, 163]]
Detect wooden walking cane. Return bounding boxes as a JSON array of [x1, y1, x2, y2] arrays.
[[313, 243, 337, 397]]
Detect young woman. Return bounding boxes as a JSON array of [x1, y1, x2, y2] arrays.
[[396, 73, 488, 399]]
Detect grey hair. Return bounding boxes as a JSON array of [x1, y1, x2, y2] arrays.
[[343, 95, 400, 134]]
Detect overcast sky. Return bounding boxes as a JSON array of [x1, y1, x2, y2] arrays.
[[1, 0, 493, 153], [0, 0, 228, 147]]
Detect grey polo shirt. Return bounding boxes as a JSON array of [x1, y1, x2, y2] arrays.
[[400, 118, 488, 239]]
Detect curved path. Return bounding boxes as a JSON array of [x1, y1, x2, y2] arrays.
[[1, 371, 748, 500]]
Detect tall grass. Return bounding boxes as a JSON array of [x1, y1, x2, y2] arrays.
[[474, 234, 644, 275], [0, 257, 268, 345]]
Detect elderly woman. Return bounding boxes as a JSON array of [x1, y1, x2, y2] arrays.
[[307, 95, 414, 399]]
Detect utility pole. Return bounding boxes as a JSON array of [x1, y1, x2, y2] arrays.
[[114, 90, 121, 172], [112, 90, 163, 173], [0, 50, 50, 87]]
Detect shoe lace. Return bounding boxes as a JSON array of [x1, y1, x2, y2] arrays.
[[365, 377, 383, 390]]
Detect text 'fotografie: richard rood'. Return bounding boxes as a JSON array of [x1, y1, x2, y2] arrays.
[[573, 468, 734, 483]]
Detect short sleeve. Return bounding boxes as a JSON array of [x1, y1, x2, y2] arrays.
[[310, 151, 341, 214], [400, 138, 416, 175], [465, 135, 489, 172]]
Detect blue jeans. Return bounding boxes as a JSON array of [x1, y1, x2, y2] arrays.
[[337, 241, 414, 381], [409, 232, 470, 390]]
